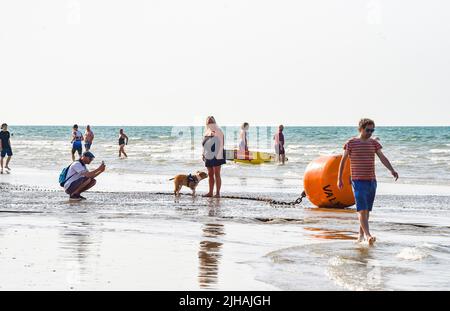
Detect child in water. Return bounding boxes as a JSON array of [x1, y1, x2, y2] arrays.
[[338, 118, 398, 245]]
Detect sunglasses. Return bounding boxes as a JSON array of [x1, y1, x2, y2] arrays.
[[365, 128, 375, 133]]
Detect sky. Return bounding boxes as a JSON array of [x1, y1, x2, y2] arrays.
[[0, 0, 449, 126]]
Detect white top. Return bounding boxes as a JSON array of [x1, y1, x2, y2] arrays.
[[64, 161, 88, 190], [73, 130, 83, 140], [203, 124, 225, 160]]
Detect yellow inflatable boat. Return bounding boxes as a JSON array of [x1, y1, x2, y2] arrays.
[[225, 149, 277, 165]]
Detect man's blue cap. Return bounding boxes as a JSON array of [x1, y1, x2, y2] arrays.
[[83, 151, 95, 159]]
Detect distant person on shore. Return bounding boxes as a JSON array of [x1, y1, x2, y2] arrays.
[[118, 129, 129, 158], [239, 122, 249, 155], [0, 123, 13, 174], [202, 116, 225, 198], [71, 124, 84, 161], [337, 118, 399, 245], [64, 151, 106, 201], [274, 125, 286, 165], [84, 125, 95, 152]]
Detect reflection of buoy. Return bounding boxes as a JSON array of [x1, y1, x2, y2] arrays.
[[303, 155, 355, 208]]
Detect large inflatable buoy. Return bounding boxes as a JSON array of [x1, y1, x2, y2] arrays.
[[303, 155, 355, 208]]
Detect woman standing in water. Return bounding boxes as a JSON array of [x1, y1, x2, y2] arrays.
[[238, 122, 249, 157], [118, 129, 129, 158], [202, 116, 225, 198]]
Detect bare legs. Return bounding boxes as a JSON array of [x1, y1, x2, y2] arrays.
[[119, 145, 128, 158], [358, 210, 376, 244], [358, 225, 365, 242], [72, 149, 81, 162], [277, 153, 286, 165], [204, 167, 214, 197], [204, 166, 222, 198], [0, 156, 12, 174], [5, 156, 11, 169], [214, 166, 221, 197]]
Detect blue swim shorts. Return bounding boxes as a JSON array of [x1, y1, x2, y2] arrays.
[[72, 141, 82, 155], [1, 147, 13, 157], [351, 180, 377, 212]]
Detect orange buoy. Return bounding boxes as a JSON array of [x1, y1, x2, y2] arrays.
[[303, 155, 355, 208]]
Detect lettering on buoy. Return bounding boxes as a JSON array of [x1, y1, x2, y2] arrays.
[[322, 184, 336, 203]]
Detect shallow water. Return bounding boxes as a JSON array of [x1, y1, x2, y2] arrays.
[[7, 126, 450, 186]]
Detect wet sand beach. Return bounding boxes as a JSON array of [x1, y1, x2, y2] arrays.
[[1, 174, 450, 290]]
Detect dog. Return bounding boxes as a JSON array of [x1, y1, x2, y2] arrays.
[[170, 171, 208, 196]]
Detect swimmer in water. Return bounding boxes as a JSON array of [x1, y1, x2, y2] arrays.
[[118, 129, 129, 158], [84, 125, 95, 152]]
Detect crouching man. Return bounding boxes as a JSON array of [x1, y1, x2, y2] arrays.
[[64, 151, 106, 201]]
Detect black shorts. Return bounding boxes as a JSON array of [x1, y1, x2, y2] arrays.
[[72, 145, 82, 155], [1, 147, 13, 157], [205, 158, 226, 168], [65, 177, 93, 195]]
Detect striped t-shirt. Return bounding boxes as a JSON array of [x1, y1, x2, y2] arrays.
[[344, 137, 382, 181]]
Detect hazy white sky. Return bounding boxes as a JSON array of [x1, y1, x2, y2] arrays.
[[0, 0, 449, 126]]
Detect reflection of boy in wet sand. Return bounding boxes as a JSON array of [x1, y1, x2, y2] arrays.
[[337, 119, 398, 245], [198, 223, 224, 288]]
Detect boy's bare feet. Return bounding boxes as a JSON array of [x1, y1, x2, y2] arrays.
[[214, 194, 221, 198], [5, 166, 11, 171], [357, 235, 365, 243], [203, 193, 213, 198], [368, 236, 376, 245]]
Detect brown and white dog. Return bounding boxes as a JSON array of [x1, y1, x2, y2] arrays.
[[170, 171, 208, 196]]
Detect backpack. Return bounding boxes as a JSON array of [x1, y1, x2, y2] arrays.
[[59, 164, 76, 187]]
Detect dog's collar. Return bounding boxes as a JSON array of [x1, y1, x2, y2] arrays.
[[188, 174, 199, 184]]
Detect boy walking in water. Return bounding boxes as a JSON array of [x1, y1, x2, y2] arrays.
[[337, 118, 399, 245], [0, 123, 13, 174]]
